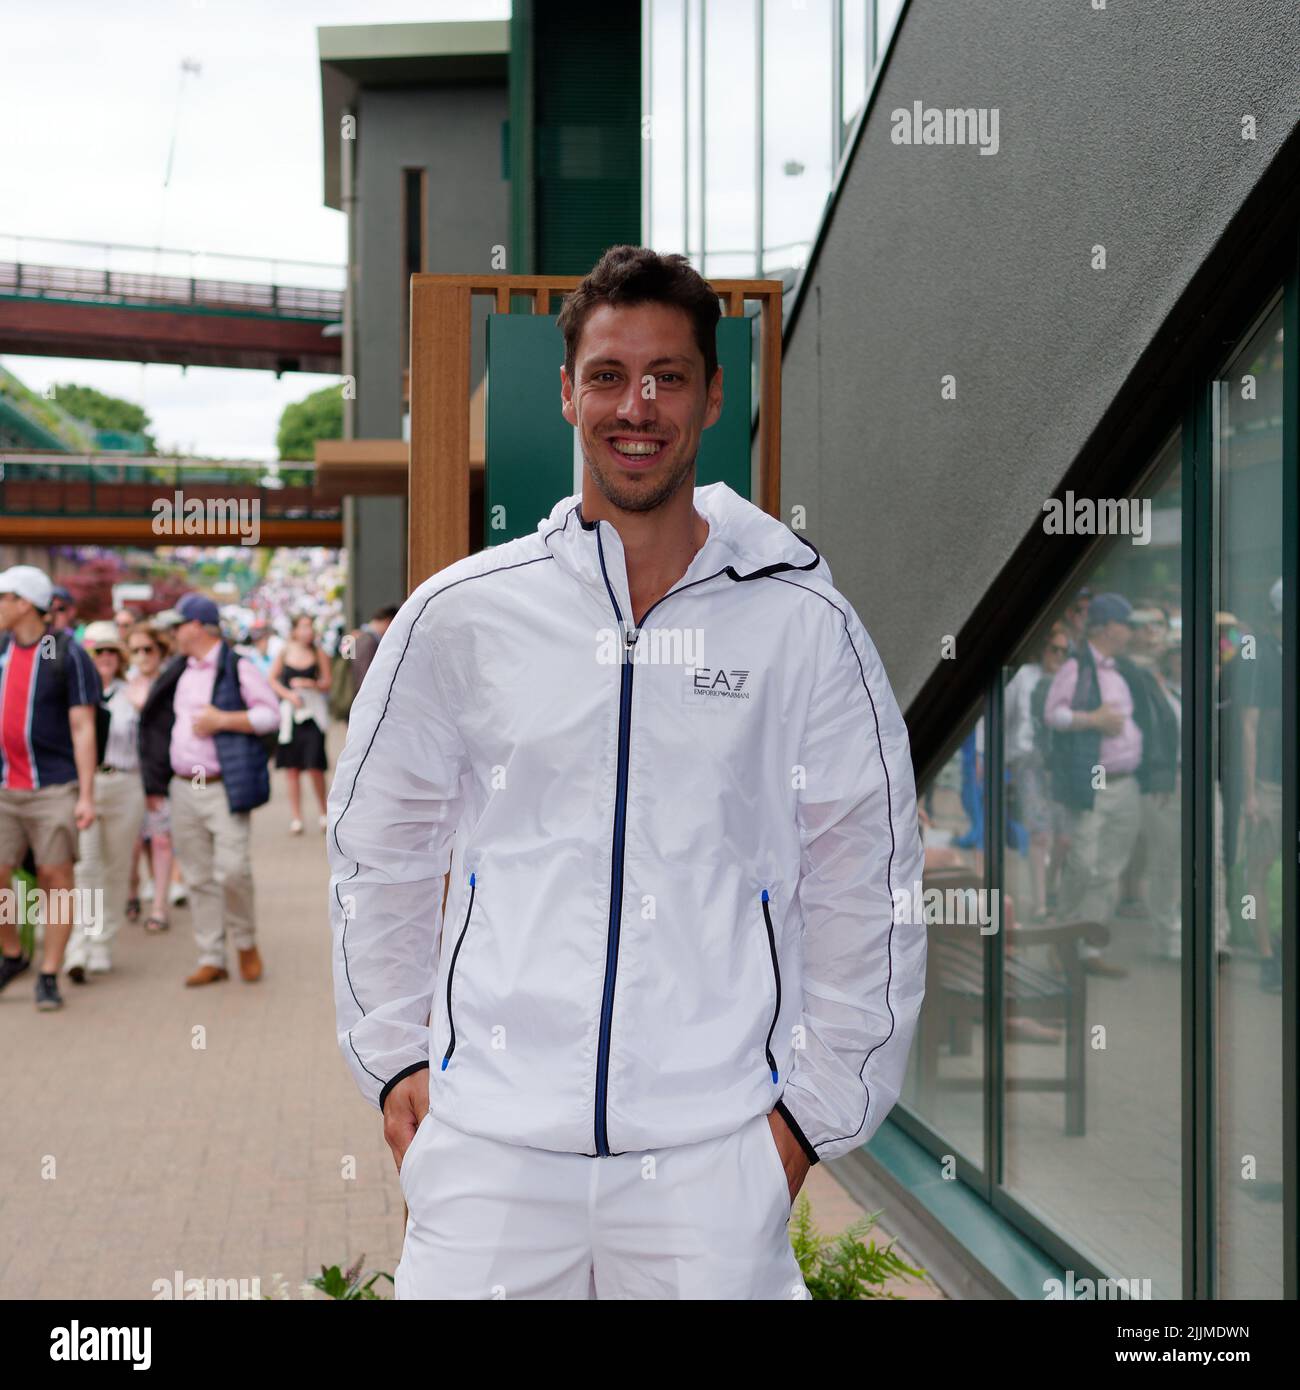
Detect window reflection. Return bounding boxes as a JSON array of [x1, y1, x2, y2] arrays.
[[1001, 431, 1185, 1297], [902, 710, 986, 1166], [1214, 295, 1285, 1299]]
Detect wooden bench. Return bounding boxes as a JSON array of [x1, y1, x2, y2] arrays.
[[916, 868, 1109, 1135]]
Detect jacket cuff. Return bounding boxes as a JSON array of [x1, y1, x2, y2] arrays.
[[378, 1060, 430, 1113], [775, 1096, 820, 1166]]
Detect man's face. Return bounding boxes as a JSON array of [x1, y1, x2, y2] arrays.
[[0, 592, 25, 632], [1105, 619, 1133, 654], [1042, 631, 1069, 673], [50, 600, 73, 630], [1134, 619, 1167, 658], [174, 618, 201, 656], [560, 301, 722, 514]]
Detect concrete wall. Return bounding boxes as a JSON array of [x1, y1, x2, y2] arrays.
[[351, 81, 509, 616], [779, 0, 1300, 708]]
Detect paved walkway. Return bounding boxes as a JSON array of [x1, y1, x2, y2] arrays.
[[0, 723, 935, 1300]]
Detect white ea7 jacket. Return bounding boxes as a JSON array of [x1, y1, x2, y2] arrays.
[[328, 482, 926, 1166]]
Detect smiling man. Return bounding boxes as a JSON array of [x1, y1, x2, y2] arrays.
[[328, 245, 926, 1300]]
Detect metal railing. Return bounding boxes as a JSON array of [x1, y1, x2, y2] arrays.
[[0, 454, 340, 519], [0, 260, 343, 320], [0, 233, 344, 320]]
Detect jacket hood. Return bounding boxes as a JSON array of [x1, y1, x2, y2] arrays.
[[538, 482, 827, 599]]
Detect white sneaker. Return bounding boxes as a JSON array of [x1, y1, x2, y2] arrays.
[[289, 819, 303, 835], [318, 814, 328, 831], [169, 881, 188, 908]]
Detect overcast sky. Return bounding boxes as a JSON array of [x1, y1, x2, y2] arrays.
[[0, 0, 511, 460]]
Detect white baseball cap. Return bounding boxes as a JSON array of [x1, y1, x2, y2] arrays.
[[0, 565, 54, 612]]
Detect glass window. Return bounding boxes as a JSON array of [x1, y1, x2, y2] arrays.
[[901, 707, 986, 1167], [874, 0, 905, 64], [686, 0, 703, 259], [1001, 431, 1184, 1297], [648, 0, 687, 253], [703, 0, 758, 277], [762, 0, 833, 278], [1213, 293, 1285, 1299], [841, 0, 869, 138]]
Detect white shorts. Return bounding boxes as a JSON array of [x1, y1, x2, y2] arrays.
[[395, 1107, 809, 1300]]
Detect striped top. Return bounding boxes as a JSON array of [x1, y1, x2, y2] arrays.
[[0, 631, 101, 789]]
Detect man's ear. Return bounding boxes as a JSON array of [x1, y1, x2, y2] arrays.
[[559, 365, 576, 426]]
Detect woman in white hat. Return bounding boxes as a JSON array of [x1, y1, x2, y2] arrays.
[[66, 621, 146, 981]]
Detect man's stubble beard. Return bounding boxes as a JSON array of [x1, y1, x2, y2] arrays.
[[583, 437, 697, 515]]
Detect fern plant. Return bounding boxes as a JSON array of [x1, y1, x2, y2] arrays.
[[789, 1193, 928, 1299]]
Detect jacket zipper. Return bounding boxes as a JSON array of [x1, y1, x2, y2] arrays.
[[593, 625, 635, 1155], [592, 517, 686, 1156], [440, 871, 477, 1070], [591, 523, 723, 1155]]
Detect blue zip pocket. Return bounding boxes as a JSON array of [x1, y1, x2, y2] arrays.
[[441, 872, 476, 1070], [760, 888, 781, 1084]]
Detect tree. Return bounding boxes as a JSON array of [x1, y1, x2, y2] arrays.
[[277, 384, 343, 461], [53, 383, 157, 452]]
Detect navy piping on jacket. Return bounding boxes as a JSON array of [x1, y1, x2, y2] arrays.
[[578, 502, 821, 1156], [770, 574, 898, 1160], [332, 534, 571, 1096]]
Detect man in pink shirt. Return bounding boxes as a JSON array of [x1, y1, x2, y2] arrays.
[[1043, 592, 1143, 977], [139, 594, 280, 986]]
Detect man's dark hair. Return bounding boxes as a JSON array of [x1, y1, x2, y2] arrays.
[[371, 605, 399, 622], [556, 245, 720, 391]]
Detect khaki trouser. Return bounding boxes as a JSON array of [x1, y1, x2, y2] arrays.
[[169, 774, 256, 968], [1060, 772, 1143, 955], [1141, 782, 1181, 955], [67, 770, 145, 970]]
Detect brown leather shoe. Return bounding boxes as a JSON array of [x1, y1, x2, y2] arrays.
[[186, 964, 229, 987], [238, 946, 263, 983]]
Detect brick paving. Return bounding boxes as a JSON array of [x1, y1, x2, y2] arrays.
[[0, 722, 934, 1300]]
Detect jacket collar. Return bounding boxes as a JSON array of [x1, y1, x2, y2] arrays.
[[540, 482, 824, 623]]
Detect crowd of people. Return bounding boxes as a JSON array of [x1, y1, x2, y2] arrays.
[[0, 559, 398, 1011], [967, 583, 1281, 992]]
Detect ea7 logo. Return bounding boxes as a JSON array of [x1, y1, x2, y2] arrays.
[[691, 667, 752, 699]]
